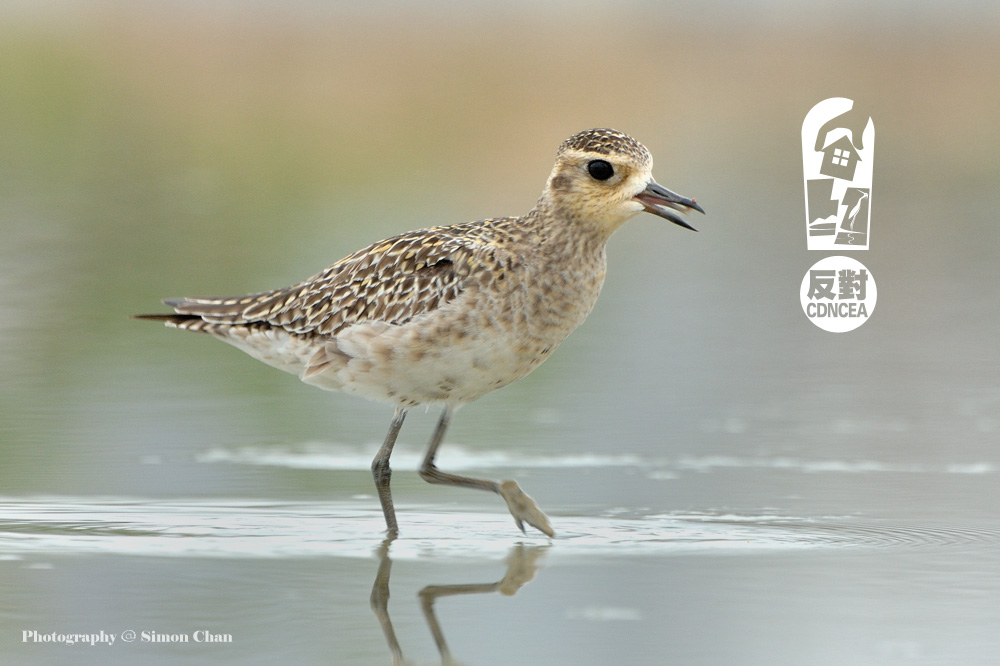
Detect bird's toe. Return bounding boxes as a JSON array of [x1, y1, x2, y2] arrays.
[[499, 480, 554, 537]]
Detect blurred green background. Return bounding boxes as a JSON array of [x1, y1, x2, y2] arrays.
[[3, 1, 997, 495]]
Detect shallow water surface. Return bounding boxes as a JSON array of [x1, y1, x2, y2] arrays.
[[3, 454, 1000, 665]]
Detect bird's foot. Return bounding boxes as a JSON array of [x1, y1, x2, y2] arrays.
[[499, 480, 554, 537]]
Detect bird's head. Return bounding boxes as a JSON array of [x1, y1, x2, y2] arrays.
[[542, 128, 704, 237]]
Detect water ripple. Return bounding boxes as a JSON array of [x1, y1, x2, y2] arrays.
[[1, 497, 997, 560], [195, 444, 997, 477]]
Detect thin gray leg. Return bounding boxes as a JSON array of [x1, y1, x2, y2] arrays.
[[372, 407, 407, 537], [419, 406, 498, 494], [419, 406, 554, 537]]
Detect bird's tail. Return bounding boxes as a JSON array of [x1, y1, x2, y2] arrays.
[[131, 310, 217, 332], [132, 293, 277, 332]]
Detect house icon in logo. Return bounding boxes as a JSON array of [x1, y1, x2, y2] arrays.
[[802, 98, 874, 251], [820, 134, 861, 181]]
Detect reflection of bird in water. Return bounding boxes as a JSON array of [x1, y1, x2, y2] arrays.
[[136, 129, 703, 538], [843, 191, 868, 232], [371, 542, 548, 665]]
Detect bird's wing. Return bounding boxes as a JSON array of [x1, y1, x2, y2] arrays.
[[155, 222, 511, 337]]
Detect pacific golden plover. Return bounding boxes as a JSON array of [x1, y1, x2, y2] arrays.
[[136, 128, 703, 538]]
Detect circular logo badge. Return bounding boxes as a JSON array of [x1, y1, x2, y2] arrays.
[[800, 256, 877, 332]]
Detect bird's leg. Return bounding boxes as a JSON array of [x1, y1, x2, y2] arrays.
[[419, 406, 554, 537], [372, 407, 407, 538]]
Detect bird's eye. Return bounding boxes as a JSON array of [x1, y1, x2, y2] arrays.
[[587, 159, 614, 181]]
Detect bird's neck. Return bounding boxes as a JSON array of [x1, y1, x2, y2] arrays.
[[526, 196, 613, 262]]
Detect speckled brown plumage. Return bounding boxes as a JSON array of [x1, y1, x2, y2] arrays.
[[136, 128, 703, 538], [160, 219, 518, 338]]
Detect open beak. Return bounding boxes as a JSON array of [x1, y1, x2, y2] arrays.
[[633, 180, 705, 231]]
